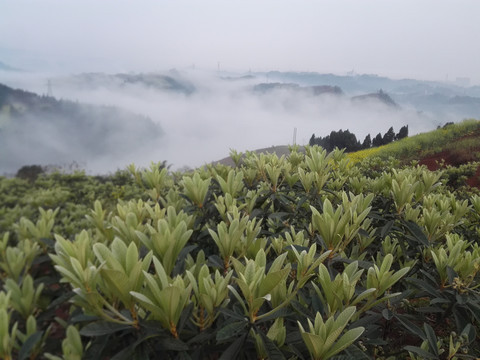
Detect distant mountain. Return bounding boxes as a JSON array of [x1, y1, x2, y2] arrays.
[[0, 83, 163, 174], [258, 71, 420, 94], [258, 71, 465, 94], [253, 83, 343, 96], [221, 75, 256, 81], [351, 90, 399, 108], [448, 95, 480, 105], [252, 82, 399, 108], [252, 71, 480, 119], [67, 70, 196, 95]]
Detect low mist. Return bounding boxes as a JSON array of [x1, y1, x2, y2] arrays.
[[1, 69, 463, 174]]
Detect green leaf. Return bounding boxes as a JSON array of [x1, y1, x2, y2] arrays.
[[258, 329, 286, 360], [218, 307, 247, 321], [157, 336, 189, 351], [394, 314, 426, 340], [461, 323, 476, 344], [208, 255, 224, 269], [404, 221, 429, 246], [101, 268, 129, 301], [380, 220, 394, 238], [79, 321, 133, 337], [219, 333, 247, 360], [301, 332, 325, 359], [404, 345, 437, 359], [163, 286, 182, 324], [344, 344, 373, 359], [172, 245, 197, 276], [260, 268, 289, 298], [125, 242, 139, 275], [110, 345, 135, 360], [18, 331, 43, 360], [291, 300, 314, 319], [382, 308, 393, 320], [423, 323, 438, 356], [285, 245, 309, 253], [177, 302, 194, 334], [256, 308, 292, 324], [187, 328, 215, 345], [381, 266, 410, 293], [446, 266, 458, 285], [324, 327, 364, 359], [216, 321, 247, 342], [407, 278, 440, 298]]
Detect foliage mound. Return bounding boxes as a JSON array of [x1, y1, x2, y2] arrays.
[[1, 144, 480, 359]]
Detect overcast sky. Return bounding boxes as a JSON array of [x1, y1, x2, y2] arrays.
[[1, 0, 479, 84]]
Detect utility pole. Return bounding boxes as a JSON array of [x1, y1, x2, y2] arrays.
[[293, 127, 297, 145]]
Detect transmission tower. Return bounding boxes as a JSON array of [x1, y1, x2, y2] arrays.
[[46, 79, 53, 97]]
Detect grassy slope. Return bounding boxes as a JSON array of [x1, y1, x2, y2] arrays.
[[348, 119, 480, 164], [216, 119, 480, 182], [348, 119, 480, 188], [214, 145, 305, 167]]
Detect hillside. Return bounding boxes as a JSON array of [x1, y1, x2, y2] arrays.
[[214, 145, 303, 167], [418, 125, 480, 188], [0, 83, 164, 174], [348, 119, 480, 188], [1, 135, 480, 358], [259, 71, 480, 119], [252, 83, 398, 108], [351, 90, 399, 108], [215, 120, 480, 188], [253, 83, 343, 97], [65, 71, 196, 95]]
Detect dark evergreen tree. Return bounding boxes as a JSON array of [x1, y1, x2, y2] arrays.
[[16, 165, 45, 182], [309, 134, 316, 146], [362, 134, 371, 149], [372, 133, 383, 147], [383, 126, 395, 144], [318, 135, 331, 150], [325, 129, 361, 152], [395, 125, 409, 140]]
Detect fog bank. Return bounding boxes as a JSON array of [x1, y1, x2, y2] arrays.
[[1, 70, 465, 173]]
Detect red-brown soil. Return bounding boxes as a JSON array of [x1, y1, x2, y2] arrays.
[[467, 166, 480, 188], [418, 132, 480, 188]]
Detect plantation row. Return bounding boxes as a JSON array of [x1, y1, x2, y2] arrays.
[[1, 144, 480, 359]]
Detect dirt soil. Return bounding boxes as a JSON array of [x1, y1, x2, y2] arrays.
[[418, 135, 480, 188]]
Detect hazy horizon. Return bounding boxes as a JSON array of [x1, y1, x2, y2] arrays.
[[1, 1, 480, 84], [1, 1, 480, 174]]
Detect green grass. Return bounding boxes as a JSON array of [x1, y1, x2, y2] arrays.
[[348, 119, 480, 163]]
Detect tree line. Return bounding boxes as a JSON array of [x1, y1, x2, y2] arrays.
[[309, 125, 408, 152]]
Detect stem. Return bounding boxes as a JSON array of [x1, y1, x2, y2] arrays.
[[198, 305, 205, 331], [170, 321, 179, 338], [130, 305, 139, 329], [224, 256, 230, 275]]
